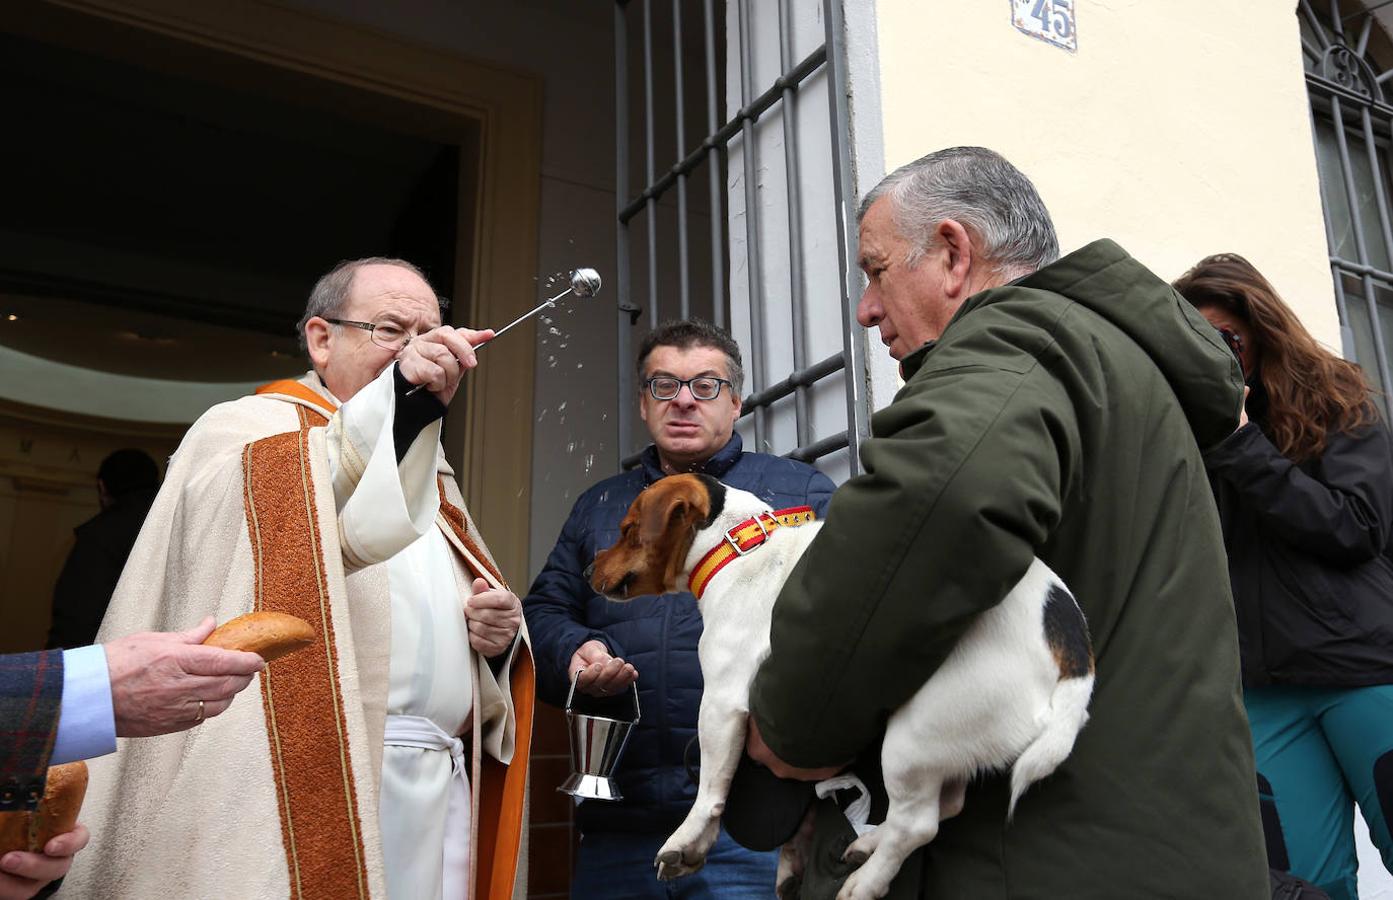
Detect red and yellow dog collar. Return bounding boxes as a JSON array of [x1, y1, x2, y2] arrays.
[[688, 506, 816, 600]]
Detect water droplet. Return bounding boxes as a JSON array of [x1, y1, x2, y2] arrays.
[[601, 413, 608, 421], [549, 327, 562, 336], [537, 409, 548, 422], [559, 342, 569, 349], [577, 362, 584, 369], [584, 453, 595, 473], [558, 401, 568, 411], [567, 441, 576, 453]]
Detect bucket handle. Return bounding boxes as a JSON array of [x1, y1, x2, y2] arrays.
[[565, 668, 641, 723]]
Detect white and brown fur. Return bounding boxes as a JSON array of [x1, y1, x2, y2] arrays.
[[588, 473, 1095, 900]]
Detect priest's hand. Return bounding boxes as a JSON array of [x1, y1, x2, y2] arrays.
[[0, 822, 89, 899], [568, 640, 637, 698], [465, 578, 521, 658], [397, 326, 494, 406], [104, 617, 265, 737]]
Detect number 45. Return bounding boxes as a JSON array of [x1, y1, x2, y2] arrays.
[[1032, 0, 1074, 40]]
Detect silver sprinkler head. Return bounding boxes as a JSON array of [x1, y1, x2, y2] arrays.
[[570, 268, 602, 298]]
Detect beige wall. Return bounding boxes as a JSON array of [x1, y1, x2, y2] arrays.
[[872, 0, 1338, 348]]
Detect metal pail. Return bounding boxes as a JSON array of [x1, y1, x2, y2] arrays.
[[558, 672, 640, 801]]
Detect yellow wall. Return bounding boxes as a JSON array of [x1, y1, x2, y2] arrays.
[[873, 1, 1339, 347]]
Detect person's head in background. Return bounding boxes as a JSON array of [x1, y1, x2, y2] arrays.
[[97, 448, 160, 511], [1173, 253, 1379, 461], [635, 319, 744, 473]]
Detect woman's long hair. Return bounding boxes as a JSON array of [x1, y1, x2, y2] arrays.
[[1173, 253, 1378, 462]]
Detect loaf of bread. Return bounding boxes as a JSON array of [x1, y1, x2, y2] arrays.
[[203, 611, 315, 662], [0, 761, 89, 854]]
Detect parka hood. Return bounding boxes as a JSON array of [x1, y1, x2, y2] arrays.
[[970, 239, 1243, 449]]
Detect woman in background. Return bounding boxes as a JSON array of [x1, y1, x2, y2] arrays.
[[1175, 254, 1393, 900]]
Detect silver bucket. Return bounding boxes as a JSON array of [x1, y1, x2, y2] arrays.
[[558, 672, 640, 801]]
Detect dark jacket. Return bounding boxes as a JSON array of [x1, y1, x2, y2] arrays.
[[48, 487, 158, 650], [750, 240, 1269, 899], [523, 433, 835, 834], [1203, 383, 1393, 687], [0, 649, 63, 811]]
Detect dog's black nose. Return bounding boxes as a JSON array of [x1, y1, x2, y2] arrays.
[[582, 562, 595, 581]]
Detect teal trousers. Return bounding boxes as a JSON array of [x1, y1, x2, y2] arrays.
[[1246, 684, 1393, 900]]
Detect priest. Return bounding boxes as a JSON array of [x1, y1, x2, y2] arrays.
[[67, 257, 533, 900]]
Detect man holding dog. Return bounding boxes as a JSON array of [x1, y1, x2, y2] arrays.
[[524, 319, 835, 899], [746, 147, 1269, 898], [65, 258, 532, 900]]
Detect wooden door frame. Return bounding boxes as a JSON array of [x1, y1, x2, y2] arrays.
[[37, 0, 543, 583]]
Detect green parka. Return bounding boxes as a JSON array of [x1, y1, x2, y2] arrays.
[[749, 240, 1269, 899]]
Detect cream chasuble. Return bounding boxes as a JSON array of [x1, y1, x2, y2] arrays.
[[68, 365, 533, 900]]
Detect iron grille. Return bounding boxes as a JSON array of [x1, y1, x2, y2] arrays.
[[613, 0, 871, 472], [1301, 0, 1393, 418]]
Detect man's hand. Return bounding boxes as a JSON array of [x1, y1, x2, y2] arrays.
[[746, 716, 846, 782], [465, 579, 521, 658], [104, 617, 265, 737], [397, 327, 494, 406], [568, 639, 638, 698], [1237, 385, 1250, 431], [0, 823, 89, 899]]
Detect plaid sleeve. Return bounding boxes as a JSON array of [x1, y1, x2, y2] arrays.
[[0, 649, 64, 812]]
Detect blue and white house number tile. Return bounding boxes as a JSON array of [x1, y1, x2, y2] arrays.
[[1012, 0, 1077, 52]]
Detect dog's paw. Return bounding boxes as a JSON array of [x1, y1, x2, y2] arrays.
[[654, 847, 706, 881], [776, 873, 803, 900], [836, 869, 889, 900], [841, 846, 870, 868]]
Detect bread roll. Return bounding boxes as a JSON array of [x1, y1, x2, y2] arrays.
[[204, 611, 315, 662], [0, 761, 88, 854]]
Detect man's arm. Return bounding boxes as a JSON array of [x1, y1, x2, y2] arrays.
[[749, 364, 1078, 768], [522, 499, 633, 707], [0, 652, 62, 810]]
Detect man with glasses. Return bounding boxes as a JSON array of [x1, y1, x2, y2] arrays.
[[68, 257, 532, 900], [524, 318, 835, 899]]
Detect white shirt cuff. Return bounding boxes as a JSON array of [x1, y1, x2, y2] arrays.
[[50, 645, 117, 764]]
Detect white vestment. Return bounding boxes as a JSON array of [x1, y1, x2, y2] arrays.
[[332, 371, 492, 900], [68, 366, 531, 900]]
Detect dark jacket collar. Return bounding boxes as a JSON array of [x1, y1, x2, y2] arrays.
[[638, 432, 744, 484]]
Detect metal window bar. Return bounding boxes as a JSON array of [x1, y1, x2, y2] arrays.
[[614, 0, 870, 471], [1302, 0, 1393, 421]]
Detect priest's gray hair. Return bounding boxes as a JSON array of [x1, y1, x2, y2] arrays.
[[296, 257, 438, 354], [858, 147, 1059, 279]]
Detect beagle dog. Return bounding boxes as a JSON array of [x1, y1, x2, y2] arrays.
[[589, 473, 1094, 900]]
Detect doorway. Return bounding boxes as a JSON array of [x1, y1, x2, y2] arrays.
[[0, 0, 542, 649]]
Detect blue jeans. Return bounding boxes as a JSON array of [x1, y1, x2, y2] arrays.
[[1247, 684, 1393, 900], [569, 826, 779, 899]]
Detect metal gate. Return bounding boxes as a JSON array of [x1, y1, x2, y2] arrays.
[[1301, 0, 1393, 418], [613, 0, 871, 473]]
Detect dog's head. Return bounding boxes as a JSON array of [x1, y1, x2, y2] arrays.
[[588, 473, 724, 600]]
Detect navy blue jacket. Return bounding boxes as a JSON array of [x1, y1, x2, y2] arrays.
[[523, 433, 835, 833]]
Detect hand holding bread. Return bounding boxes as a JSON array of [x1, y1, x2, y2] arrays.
[[203, 611, 315, 662], [0, 762, 90, 899]]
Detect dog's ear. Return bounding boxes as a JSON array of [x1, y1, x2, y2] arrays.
[[638, 476, 711, 546]]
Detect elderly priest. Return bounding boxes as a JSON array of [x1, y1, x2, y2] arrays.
[[67, 258, 533, 900]]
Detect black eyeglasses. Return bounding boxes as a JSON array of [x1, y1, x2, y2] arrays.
[[324, 316, 414, 352], [645, 376, 733, 401]]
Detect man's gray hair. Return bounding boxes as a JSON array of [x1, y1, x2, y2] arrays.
[[296, 257, 436, 354], [858, 147, 1059, 278]]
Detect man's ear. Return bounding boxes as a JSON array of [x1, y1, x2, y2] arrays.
[[934, 218, 975, 300], [304, 318, 333, 371]]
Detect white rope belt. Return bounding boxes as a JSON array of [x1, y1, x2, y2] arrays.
[[384, 714, 466, 779]]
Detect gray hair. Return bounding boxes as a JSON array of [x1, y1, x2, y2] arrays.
[[857, 147, 1059, 278], [296, 257, 436, 354]]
